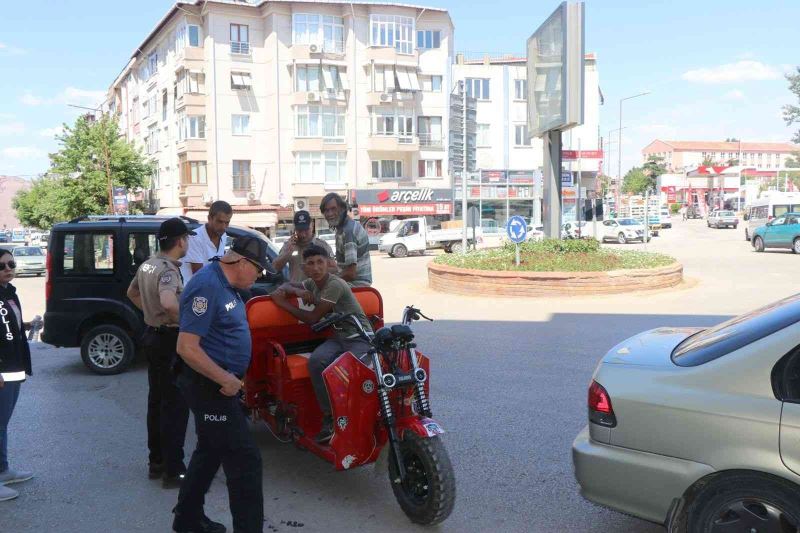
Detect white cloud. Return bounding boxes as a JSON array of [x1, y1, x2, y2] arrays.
[[722, 89, 746, 101], [0, 42, 26, 56], [681, 60, 783, 84], [0, 122, 25, 135], [20, 86, 106, 109], [1, 146, 47, 159], [38, 126, 64, 138]]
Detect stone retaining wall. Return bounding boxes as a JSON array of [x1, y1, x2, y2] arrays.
[[428, 262, 683, 297]]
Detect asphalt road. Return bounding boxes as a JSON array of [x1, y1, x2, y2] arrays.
[[5, 219, 797, 532]]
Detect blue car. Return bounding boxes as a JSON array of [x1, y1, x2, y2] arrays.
[[752, 212, 800, 253]]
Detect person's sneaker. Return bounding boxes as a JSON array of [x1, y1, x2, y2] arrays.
[[148, 462, 164, 479], [315, 415, 334, 444], [0, 468, 33, 485], [0, 485, 18, 502], [162, 472, 186, 489], [173, 514, 226, 533]]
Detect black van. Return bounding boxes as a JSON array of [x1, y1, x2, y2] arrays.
[[42, 215, 285, 375]]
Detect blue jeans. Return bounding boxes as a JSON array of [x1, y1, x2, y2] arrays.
[[0, 381, 21, 473]]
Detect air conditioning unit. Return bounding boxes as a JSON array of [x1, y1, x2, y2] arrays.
[[247, 191, 257, 201], [379, 93, 391, 102], [309, 43, 319, 53], [307, 92, 319, 102], [294, 198, 308, 211], [201, 192, 214, 205]]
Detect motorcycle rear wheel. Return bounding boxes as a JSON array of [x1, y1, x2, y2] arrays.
[[388, 433, 455, 525]]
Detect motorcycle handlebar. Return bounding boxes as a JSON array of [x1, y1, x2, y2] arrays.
[[402, 306, 434, 325], [311, 312, 350, 333]]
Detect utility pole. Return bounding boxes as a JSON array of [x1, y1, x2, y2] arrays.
[[617, 93, 651, 214]]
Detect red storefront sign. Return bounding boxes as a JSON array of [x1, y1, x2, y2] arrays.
[[358, 203, 453, 216], [562, 150, 604, 161], [661, 186, 677, 202]]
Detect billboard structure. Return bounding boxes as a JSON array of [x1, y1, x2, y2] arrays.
[[526, 1, 585, 238]]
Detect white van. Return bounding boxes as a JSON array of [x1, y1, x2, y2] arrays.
[[745, 192, 800, 241]]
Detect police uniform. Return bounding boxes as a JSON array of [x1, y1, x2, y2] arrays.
[[128, 220, 193, 484], [173, 238, 265, 533]]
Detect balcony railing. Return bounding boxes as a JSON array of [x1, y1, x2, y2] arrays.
[[417, 133, 443, 148], [231, 42, 250, 55]]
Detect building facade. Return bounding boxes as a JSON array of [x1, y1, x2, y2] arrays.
[[450, 53, 602, 229], [106, 0, 454, 234], [642, 140, 799, 173]]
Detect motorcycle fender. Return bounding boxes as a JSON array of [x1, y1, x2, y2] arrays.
[[397, 416, 445, 440]]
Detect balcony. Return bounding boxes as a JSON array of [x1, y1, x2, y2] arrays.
[[364, 46, 418, 66], [175, 93, 205, 113], [230, 42, 250, 56], [176, 138, 207, 157], [367, 135, 419, 152], [290, 42, 345, 60], [417, 133, 444, 150]]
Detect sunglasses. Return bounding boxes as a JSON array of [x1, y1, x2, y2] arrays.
[[0, 261, 16, 271], [240, 258, 266, 276]]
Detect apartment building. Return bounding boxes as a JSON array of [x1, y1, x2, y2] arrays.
[[450, 53, 602, 227], [106, 0, 453, 233], [642, 140, 799, 173]]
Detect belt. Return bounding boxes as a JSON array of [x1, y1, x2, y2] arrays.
[[146, 325, 179, 334]]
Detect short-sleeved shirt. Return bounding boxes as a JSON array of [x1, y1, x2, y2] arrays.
[[302, 275, 372, 339], [179, 261, 251, 376], [280, 237, 333, 283], [128, 255, 183, 328], [334, 217, 372, 287], [180, 225, 227, 285]]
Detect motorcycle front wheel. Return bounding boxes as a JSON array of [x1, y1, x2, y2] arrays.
[[388, 432, 455, 525]]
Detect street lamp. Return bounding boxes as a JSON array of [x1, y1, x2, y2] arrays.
[[617, 92, 651, 214]]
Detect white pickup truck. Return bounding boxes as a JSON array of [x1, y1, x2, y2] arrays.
[[378, 217, 480, 257]]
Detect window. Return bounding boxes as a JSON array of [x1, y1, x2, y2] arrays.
[[418, 159, 442, 178], [176, 70, 204, 97], [62, 233, 115, 275], [161, 90, 168, 121], [128, 233, 159, 273], [293, 14, 345, 54], [142, 94, 158, 120], [232, 160, 251, 190], [296, 65, 321, 92], [466, 78, 490, 100], [515, 125, 531, 146], [430, 75, 442, 92], [146, 124, 159, 154], [371, 159, 404, 180], [417, 116, 442, 146], [372, 107, 414, 139], [295, 65, 343, 92], [232, 114, 250, 135], [179, 115, 205, 140], [296, 151, 347, 185], [295, 105, 345, 141], [230, 24, 250, 54], [188, 25, 201, 47], [231, 71, 252, 90], [181, 160, 207, 184], [148, 52, 158, 79], [416, 30, 441, 49], [477, 123, 491, 146], [131, 97, 139, 123], [514, 79, 527, 100], [372, 65, 394, 92], [370, 15, 414, 55]]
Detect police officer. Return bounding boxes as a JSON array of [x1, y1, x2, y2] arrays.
[[172, 236, 267, 533], [127, 218, 194, 489]]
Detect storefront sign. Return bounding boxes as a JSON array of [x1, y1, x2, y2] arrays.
[[358, 203, 452, 216], [661, 186, 677, 203], [481, 170, 507, 183], [354, 188, 452, 205], [561, 171, 573, 187], [562, 149, 604, 161]]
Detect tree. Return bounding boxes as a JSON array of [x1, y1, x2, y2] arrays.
[[786, 153, 800, 168], [725, 158, 740, 166], [13, 114, 152, 228], [701, 156, 716, 166], [784, 66, 800, 144], [643, 155, 667, 181], [622, 167, 653, 195], [725, 137, 740, 143]]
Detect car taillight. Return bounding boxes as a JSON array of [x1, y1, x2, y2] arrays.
[[588, 380, 617, 428], [768, 215, 774, 221], [45, 251, 52, 301]]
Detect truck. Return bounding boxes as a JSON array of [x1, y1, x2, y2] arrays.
[[378, 217, 480, 257]]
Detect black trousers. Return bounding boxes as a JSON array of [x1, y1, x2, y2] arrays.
[[144, 328, 189, 477], [174, 367, 263, 533]]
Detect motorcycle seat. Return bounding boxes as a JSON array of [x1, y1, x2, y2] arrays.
[[286, 354, 310, 380]]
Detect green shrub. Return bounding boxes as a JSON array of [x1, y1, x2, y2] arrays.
[[670, 203, 681, 214]]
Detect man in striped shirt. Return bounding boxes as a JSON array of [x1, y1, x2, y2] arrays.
[[320, 193, 372, 287]]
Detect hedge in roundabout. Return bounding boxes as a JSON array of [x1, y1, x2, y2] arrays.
[[428, 238, 683, 297]]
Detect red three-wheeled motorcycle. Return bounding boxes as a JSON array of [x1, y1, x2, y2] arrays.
[[243, 288, 455, 525]]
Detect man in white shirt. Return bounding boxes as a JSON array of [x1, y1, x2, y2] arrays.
[[180, 201, 232, 284]]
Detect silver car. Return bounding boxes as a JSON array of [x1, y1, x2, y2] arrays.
[[573, 294, 800, 532], [10, 246, 46, 276]]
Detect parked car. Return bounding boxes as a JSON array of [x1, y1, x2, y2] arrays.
[[634, 215, 661, 236], [599, 218, 649, 244], [573, 293, 800, 531], [707, 209, 739, 229], [563, 221, 595, 239], [686, 205, 703, 219], [660, 209, 673, 228], [42, 215, 286, 375], [0, 233, 9, 244], [752, 212, 800, 253], [9, 246, 46, 276]]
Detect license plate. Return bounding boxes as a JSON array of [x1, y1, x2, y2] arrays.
[[424, 422, 445, 436]]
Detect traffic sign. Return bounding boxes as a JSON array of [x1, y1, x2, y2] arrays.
[[506, 215, 528, 244]]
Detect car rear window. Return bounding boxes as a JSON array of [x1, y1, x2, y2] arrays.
[[719, 211, 734, 216], [672, 293, 800, 366]]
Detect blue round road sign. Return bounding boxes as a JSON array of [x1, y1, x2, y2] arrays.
[[506, 215, 527, 244]]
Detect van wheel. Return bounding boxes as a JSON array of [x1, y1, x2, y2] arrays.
[[449, 242, 464, 254], [81, 325, 135, 375], [392, 244, 408, 258], [754, 236, 765, 252]]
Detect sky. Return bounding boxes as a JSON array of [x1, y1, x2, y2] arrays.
[[1, 0, 799, 179]]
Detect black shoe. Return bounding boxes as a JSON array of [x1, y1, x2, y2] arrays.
[[148, 462, 164, 479], [174, 515, 226, 533], [162, 472, 186, 489], [315, 416, 334, 444]]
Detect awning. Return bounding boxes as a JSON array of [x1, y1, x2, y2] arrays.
[[231, 72, 252, 88], [396, 68, 412, 91], [408, 69, 420, 91], [339, 70, 350, 91], [384, 67, 396, 91], [321, 67, 335, 90]]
